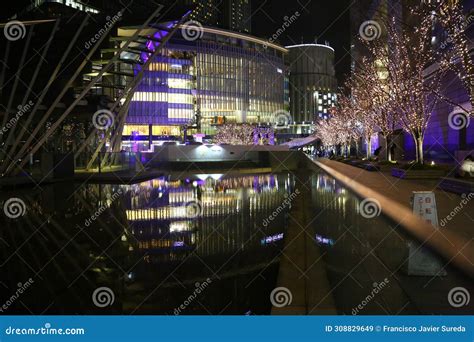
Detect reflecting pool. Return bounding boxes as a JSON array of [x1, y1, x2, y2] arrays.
[[0, 170, 472, 315]]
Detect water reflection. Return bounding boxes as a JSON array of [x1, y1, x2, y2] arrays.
[[0, 173, 294, 315], [1, 170, 471, 315], [309, 172, 473, 315]]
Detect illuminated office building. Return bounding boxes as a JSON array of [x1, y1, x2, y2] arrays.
[[222, 0, 252, 33], [182, 0, 221, 27], [182, 0, 252, 33], [116, 25, 287, 145], [286, 44, 337, 123]]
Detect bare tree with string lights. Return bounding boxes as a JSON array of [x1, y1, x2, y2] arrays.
[[347, 75, 379, 160], [365, 12, 444, 164], [353, 55, 399, 162]]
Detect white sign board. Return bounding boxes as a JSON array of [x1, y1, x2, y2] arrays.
[[407, 191, 446, 276]]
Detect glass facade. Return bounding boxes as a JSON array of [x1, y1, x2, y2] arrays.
[[195, 39, 286, 134], [286, 44, 338, 123], [123, 26, 287, 137], [128, 55, 194, 125]]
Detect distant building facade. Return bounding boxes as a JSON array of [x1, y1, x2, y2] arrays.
[[286, 44, 337, 124], [110, 25, 286, 148]]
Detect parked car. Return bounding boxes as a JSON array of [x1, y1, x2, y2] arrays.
[[459, 155, 474, 177]]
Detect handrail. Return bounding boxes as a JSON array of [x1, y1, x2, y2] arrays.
[[310, 157, 474, 278]]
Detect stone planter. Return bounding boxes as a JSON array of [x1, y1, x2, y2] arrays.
[[391, 167, 446, 179]]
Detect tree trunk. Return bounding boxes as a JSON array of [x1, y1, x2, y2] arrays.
[[416, 136, 424, 164], [412, 134, 424, 164], [366, 136, 372, 159], [385, 135, 392, 162]]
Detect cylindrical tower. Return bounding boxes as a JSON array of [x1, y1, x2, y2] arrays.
[[286, 44, 337, 123]]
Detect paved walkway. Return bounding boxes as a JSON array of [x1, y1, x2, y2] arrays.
[[316, 159, 473, 240]]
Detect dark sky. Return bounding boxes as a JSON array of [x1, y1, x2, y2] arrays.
[[0, 0, 353, 82], [251, 0, 352, 84]]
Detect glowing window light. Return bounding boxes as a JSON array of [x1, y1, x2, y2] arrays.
[[260, 233, 284, 245], [168, 78, 190, 89], [170, 222, 191, 232]]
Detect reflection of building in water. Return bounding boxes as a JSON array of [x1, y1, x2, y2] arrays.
[[121, 174, 294, 259], [312, 173, 349, 217]]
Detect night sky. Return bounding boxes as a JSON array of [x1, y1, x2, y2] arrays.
[[0, 0, 353, 83], [251, 0, 352, 84]]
